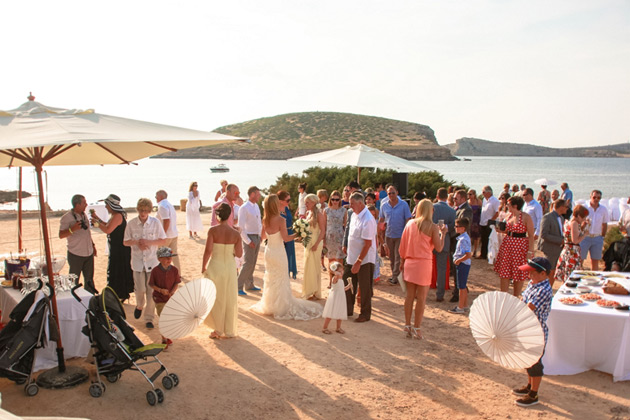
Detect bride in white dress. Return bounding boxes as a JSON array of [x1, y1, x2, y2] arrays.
[[251, 194, 322, 321]]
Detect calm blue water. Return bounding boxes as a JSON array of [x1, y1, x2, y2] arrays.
[[1, 156, 628, 211]]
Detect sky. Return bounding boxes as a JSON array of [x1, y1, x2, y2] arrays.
[[1, 0, 629, 148]]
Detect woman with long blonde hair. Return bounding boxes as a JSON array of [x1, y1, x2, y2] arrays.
[[250, 194, 322, 320], [302, 194, 327, 299], [399, 199, 447, 339], [186, 181, 203, 239]]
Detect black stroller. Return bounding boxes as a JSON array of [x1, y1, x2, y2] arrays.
[[0, 281, 56, 397], [71, 284, 179, 405]]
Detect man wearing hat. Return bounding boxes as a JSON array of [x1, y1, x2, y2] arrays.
[[511, 257, 553, 408], [59, 194, 98, 294], [155, 190, 180, 272]]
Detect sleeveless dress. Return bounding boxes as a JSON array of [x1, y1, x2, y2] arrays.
[[470, 204, 481, 240], [107, 218, 134, 301], [302, 222, 323, 299], [251, 232, 322, 320], [204, 243, 238, 337], [555, 220, 583, 283], [186, 191, 203, 233], [324, 207, 347, 259], [494, 212, 529, 282], [322, 277, 347, 320], [281, 206, 298, 279], [399, 220, 434, 286]]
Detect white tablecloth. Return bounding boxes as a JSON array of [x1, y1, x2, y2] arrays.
[[542, 276, 630, 382], [0, 286, 92, 372]]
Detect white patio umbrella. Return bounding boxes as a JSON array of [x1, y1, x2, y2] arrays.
[[159, 278, 217, 339], [469, 291, 545, 369], [288, 144, 428, 182], [0, 94, 246, 383], [534, 178, 557, 186]]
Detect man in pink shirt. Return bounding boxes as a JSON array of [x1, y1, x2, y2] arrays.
[[211, 184, 240, 228]]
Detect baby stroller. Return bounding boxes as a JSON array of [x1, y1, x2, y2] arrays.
[[71, 284, 179, 405], [0, 281, 56, 397]]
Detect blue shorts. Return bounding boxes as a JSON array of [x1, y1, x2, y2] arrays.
[[580, 236, 604, 260], [456, 263, 471, 289]]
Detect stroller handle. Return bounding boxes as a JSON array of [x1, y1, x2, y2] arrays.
[[71, 283, 83, 302]]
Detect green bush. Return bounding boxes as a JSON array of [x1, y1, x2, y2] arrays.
[[265, 166, 464, 210]]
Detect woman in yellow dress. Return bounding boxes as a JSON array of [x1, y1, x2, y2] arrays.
[[201, 203, 243, 339], [302, 194, 327, 300]]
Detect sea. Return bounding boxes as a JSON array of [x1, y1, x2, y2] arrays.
[[0, 156, 628, 212]]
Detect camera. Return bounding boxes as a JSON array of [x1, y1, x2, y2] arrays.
[[487, 219, 497, 226]]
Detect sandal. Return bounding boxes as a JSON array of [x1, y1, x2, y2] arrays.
[[322, 329, 332, 335], [411, 327, 423, 340], [335, 328, 345, 334], [403, 325, 412, 339], [209, 332, 221, 339]]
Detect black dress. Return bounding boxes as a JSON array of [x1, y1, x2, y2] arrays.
[[107, 218, 134, 300]]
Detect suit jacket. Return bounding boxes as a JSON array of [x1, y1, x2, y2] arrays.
[[537, 210, 564, 265], [433, 201, 456, 251], [456, 202, 473, 233]]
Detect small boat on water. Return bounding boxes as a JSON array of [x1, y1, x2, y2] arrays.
[[210, 163, 230, 173]]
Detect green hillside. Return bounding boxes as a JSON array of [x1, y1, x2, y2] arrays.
[[161, 112, 454, 160]]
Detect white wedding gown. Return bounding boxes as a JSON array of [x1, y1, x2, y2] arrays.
[[251, 232, 322, 320]]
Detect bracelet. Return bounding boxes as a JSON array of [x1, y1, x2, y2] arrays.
[[68, 227, 73, 235], [357, 258, 363, 263]]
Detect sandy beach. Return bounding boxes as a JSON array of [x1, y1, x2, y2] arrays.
[[0, 211, 629, 420]]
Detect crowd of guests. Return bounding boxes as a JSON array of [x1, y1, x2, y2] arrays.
[[58, 179, 629, 407]]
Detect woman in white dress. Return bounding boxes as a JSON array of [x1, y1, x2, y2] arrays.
[[186, 182, 203, 239], [251, 194, 322, 321]]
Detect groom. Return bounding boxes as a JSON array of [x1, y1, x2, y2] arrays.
[[346, 192, 377, 323]]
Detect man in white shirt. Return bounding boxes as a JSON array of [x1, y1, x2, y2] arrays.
[[123, 198, 167, 329], [347, 192, 377, 323], [59, 194, 97, 294], [237, 186, 262, 296], [298, 183, 307, 218], [581, 189, 609, 271], [479, 186, 500, 260], [155, 190, 180, 271], [522, 188, 543, 240]]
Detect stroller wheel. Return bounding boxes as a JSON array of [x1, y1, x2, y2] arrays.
[[106, 374, 120, 383], [89, 383, 104, 398], [156, 388, 164, 404], [169, 373, 180, 387], [146, 390, 158, 406], [24, 383, 39, 397], [15, 378, 27, 385], [162, 375, 174, 390]]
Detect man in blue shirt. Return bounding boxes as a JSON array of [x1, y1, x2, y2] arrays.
[[379, 184, 412, 285], [560, 182, 573, 219]]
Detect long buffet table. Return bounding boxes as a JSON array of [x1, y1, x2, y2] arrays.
[[0, 286, 92, 372], [542, 272, 630, 382]]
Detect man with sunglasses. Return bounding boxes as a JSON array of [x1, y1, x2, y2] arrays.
[[581, 190, 609, 271], [379, 184, 412, 285], [59, 194, 97, 294]]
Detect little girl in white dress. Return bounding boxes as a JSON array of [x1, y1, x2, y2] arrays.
[[322, 262, 352, 334]]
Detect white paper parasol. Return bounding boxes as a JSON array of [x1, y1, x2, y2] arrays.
[[159, 278, 216, 339], [469, 291, 545, 369], [534, 178, 557, 186]]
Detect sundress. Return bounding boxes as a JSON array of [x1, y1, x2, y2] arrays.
[[470, 204, 481, 240], [555, 220, 583, 283], [324, 207, 347, 259], [494, 212, 529, 282]]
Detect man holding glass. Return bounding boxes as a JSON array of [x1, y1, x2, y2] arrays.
[[582, 190, 609, 271]]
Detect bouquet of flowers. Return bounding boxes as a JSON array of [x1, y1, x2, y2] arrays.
[[292, 218, 312, 248]]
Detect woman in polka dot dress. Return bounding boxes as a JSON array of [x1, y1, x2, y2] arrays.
[[494, 196, 535, 296]]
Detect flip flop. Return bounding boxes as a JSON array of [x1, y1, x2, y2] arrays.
[[335, 328, 345, 334], [322, 329, 332, 335]]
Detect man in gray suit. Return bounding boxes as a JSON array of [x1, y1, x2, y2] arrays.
[[537, 198, 567, 286], [450, 189, 473, 302], [433, 188, 456, 302]]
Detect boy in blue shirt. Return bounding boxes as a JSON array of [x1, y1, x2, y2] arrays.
[[449, 218, 472, 314], [512, 257, 553, 407]]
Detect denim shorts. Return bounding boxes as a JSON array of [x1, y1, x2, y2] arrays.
[[580, 236, 604, 260], [456, 263, 471, 289]]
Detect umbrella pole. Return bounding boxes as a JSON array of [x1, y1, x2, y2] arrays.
[[32, 158, 88, 388], [18, 167, 23, 252], [357, 167, 361, 184], [33, 162, 65, 371]]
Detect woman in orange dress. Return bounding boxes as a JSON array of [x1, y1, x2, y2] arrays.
[[399, 199, 447, 340]]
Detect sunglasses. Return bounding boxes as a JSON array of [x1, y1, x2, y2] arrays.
[[387, 192, 396, 195], [330, 198, 340, 201]]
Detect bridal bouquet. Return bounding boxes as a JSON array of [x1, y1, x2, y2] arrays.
[[292, 218, 312, 248]]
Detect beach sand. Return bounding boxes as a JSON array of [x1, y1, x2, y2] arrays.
[[0, 211, 629, 419]]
